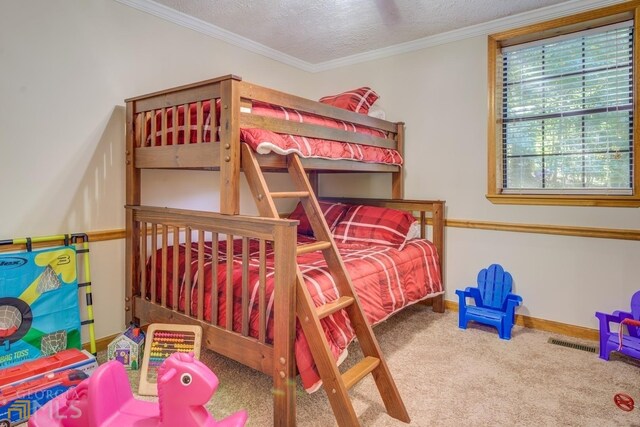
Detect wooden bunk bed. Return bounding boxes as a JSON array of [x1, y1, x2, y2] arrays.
[[124, 74, 445, 426]]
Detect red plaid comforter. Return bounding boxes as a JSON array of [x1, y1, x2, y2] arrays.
[[145, 101, 403, 165], [147, 235, 441, 392]]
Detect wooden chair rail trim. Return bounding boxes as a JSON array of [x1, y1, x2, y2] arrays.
[[4, 215, 633, 255], [444, 300, 599, 341], [486, 194, 640, 208], [0, 229, 126, 253], [444, 219, 640, 241], [83, 332, 118, 354]]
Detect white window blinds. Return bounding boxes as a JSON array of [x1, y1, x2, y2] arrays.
[[499, 21, 634, 195]]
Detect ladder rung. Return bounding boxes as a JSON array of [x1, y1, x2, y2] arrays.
[[316, 296, 354, 320], [271, 191, 310, 199], [296, 240, 331, 255], [342, 356, 380, 390]]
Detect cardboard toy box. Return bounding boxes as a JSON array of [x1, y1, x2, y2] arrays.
[[0, 349, 97, 427]]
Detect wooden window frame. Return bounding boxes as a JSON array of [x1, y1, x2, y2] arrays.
[[487, 1, 640, 207]]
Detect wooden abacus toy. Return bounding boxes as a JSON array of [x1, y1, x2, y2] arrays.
[[138, 323, 203, 396]]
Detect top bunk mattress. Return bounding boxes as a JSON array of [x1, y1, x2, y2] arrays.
[[143, 99, 403, 166]]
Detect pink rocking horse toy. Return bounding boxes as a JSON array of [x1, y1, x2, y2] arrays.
[[28, 352, 248, 427]]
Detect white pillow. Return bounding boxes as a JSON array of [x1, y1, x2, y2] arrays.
[[406, 221, 421, 241], [367, 104, 386, 120]]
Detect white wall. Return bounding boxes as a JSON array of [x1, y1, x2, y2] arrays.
[[312, 36, 640, 328], [1, 1, 637, 341], [0, 0, 310, 340]]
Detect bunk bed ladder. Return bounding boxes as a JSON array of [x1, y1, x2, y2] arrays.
[[241, 144, 410, 426]]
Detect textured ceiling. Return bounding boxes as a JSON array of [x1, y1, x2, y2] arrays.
[[153, 0, 573, 64]]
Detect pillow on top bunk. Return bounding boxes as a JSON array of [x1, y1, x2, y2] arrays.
[[319, 87, 379, 114], [333, 205, 417, 250], [288, 201, 349, 237], [367, 104, 386, 120]]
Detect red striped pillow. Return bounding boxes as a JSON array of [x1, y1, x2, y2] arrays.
[[288, 202, 349, 236], [333, 205, 417, 250], [319, 87, 379, 114]]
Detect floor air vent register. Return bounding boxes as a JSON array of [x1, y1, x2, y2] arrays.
[[547, 337, 597, 353]]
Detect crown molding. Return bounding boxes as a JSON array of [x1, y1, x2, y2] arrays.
[[314, 0, 624, 71], [115, 0, 625, 73], [113, 0, 317, 72]]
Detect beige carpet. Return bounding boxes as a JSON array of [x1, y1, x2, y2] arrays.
[[121, 306, 639, 426]]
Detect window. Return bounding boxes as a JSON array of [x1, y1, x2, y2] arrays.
[[487, 2, 640, 207]]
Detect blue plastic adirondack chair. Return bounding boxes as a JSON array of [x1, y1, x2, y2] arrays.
[[456, 264, 522, 340], [595, 290, 640, 361]]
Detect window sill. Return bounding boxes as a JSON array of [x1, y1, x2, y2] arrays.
[[486, 194, 640, 208]]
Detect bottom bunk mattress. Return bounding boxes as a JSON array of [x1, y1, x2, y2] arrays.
[[145, 235, 442, 392]]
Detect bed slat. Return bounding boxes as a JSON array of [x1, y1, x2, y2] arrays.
[[172, 106, 178, 146], [140, 223, 147, 301], [136, 113, 144, 149], [197, 230, 205, 321], [226, 235, 233, 331], [150, 223, 157, 304], [211, 98, 218, 141], [161, 225, 168, 307], [241, 237, 249, 336], [150, 110, 157, 148], [211, 232, 219, 326], [184, 229, 192, 316], [142, 112, 148, 147], [184, 103, 191, 144], [172, 226, 179, 311], [259, 239, 266, 343], [196, 101, 203, 143], [161, 107, 167, 146]]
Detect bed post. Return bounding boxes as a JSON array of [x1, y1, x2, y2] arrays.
[[219, 77, 242, 215], [271, 224, 298, 426], [392, 122, 405, 199], [125, 101, 141, 326], [431, 201, 445, 313]]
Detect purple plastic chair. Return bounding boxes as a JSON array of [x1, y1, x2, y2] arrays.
[[595, 290, 640, 361], [456, 264, 522, 340]]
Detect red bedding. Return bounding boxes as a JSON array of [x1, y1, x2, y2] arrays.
[[144, 101, 403, 166], [146, 234, 442, 392]]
